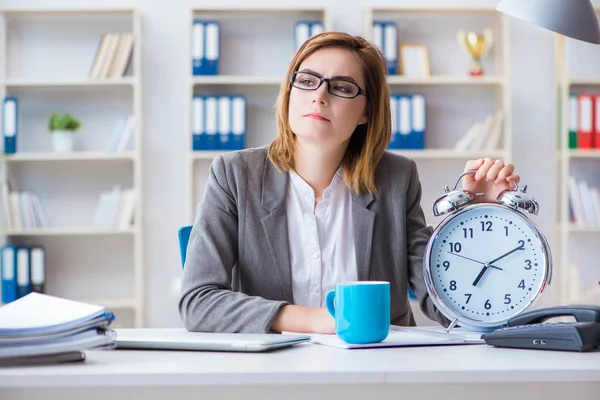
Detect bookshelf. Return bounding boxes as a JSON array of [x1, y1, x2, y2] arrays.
[[363, 6, 511, 325], [556, 11, 600, 308], [186, 6, 332, 219], [0, 8, 144, 328], [184, 5, 511, 327]]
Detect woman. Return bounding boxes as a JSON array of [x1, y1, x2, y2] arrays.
[[179, 32, 519, 334]]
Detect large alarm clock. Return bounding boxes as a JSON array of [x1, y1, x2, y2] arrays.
[[423, 170, 552, 333]]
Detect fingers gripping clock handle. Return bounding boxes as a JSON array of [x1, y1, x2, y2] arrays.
[[325, 290, 336, 318], [506, 305, 600, 327]]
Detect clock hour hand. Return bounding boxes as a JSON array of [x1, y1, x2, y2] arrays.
[[487, 243, 525, 265], [447, 253, 503, 271], [472, 264, 489, 287]]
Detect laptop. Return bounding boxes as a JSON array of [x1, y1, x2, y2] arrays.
[[113, 328, 311, 352]]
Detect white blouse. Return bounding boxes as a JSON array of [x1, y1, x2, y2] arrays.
[[286, 169, 358, 307]]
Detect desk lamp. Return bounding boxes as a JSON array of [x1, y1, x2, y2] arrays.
[[496, 0, 600, 45]]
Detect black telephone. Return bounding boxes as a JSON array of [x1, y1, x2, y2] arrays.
[[482, 305, 600, 352]]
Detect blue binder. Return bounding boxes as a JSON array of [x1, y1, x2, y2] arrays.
[[230, 95, 246, 150], [218, 96, 231, 150], [1, 246, 17, 304], [192, 95, 204, 151], [3, 97, 17, 154], [373, 22, 397, 75], [192, 20, 220, 75], [16, 247, 31, 299], [204, 96, 218, 150], [388, 95, 399, 149], [410, 94, 426, 149]]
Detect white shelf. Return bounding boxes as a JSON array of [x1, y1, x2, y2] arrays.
[[192, 76, 282, 85], [568, 77, 600, 85], [566, 149, 600, 159], [0, 227, 138, 236], [387, 75, 505, 85], [389, 149, 507, 160], [192, 6, 331, 12], [1, 151, 137, 162], [556, 20, 600, 307], [190, 149, 507, 162], [3, 78, 137, 88], [191, 75, 505, 87], [567, 225, 600, 233], [0, 8, 145, 329]]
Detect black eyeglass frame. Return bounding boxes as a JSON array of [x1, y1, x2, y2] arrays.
[[289, 71, 367, 99]]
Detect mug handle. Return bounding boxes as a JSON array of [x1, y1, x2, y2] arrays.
[[325, 290, 336, 318]]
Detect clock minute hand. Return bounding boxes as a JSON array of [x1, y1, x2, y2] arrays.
[[447, 252, 503, 271], [487, 243, 525, 265]]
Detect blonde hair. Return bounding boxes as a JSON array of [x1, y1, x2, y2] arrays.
[[268, 31, 391, 195]]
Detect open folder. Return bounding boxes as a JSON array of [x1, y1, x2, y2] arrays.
[[302, 326, 485, 349]]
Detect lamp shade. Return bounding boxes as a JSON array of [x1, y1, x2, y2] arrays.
[[496, 0, 600, 45]]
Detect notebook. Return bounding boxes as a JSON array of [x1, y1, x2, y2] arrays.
[[114, 328, 311, 352]]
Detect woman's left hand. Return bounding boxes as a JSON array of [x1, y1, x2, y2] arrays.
[[461, 158, 521, 203]]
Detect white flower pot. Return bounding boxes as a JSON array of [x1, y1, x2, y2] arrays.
[[52, 130, 74, 153]]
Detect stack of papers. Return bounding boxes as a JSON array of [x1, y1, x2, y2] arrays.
[[0, 293, 116, 365], [305, 326, 485, 349]]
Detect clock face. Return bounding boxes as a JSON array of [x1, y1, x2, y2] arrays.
[[425, 204, 551, 330]]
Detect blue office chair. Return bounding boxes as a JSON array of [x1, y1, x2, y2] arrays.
[[178, 225, 193, 268]]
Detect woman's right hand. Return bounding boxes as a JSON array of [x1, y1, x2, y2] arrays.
[[310, 307, 336, 334], [272, 305, 335, 334]]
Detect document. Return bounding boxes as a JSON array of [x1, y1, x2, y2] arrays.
[[303, 326, 484, 349], [0, 293, 116, 362]]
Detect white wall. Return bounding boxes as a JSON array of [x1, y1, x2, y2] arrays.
[[1, 0, 562, 327]]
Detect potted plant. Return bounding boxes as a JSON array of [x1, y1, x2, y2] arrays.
[[48, 113, 81, 152]]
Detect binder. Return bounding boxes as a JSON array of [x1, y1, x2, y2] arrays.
[[594, 95, 600, 148], [310, 21, 324, 37], [192, 20, 220, 75], [373, 22, 398, 75], [397, 95, 411, 149], [16, 247, 30, 299], [383, 23, 398, 75], [30, 247, 45, 294], [3, 97, 17, 154], [388, 95, 398, 149], [294, 22, 310, 51], [294, 21, 324, 51], [1, 246, 17, 304], [192, 95, 205, 151], [218, 96, 231, 150], [231, 95, 246, 150], [411, 94, 426, 149], [373, 22, 383, 54], [192, 20, 205, 75], [578, 93, 593, 149], [204, 21, 220, 75], [204, 96, 218, 150], [568, 93, 578, 149]]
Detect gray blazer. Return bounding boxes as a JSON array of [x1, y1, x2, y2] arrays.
[[179, 147, 450, 333]]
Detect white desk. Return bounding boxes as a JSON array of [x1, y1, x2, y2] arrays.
[[0, 343, 598, 400]]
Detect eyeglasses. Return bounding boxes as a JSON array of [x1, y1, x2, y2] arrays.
[[290, 71, 366, 99]]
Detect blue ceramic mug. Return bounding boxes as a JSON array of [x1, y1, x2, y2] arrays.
[[325, 281, 390, 344]]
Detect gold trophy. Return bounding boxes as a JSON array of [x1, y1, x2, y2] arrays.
[[457, 28, 493, 76]]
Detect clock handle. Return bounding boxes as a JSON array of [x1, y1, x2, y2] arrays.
[[451, 170, 484, 191]]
